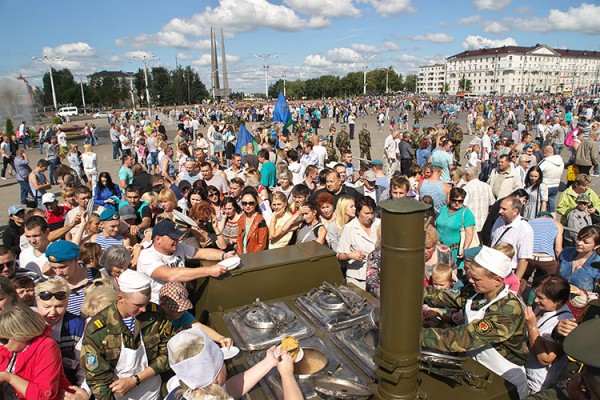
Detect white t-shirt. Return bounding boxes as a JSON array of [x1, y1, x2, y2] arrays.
[[137, 243, 197, 303], [18, 247, 46, 279], [57, 131, 67, 147], [313, 145, 327, 170]]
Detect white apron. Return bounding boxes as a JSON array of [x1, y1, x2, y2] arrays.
[[464, 286, 528, 399], [114, 331, 161, 400]]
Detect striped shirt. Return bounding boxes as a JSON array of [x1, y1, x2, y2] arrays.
[[123, 317, 136, 333], [96, 232, 125, 250], [67, 269, 94, 316], [528, 218, 558, 257]]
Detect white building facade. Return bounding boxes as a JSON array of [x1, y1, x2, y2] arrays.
[[445, 44, 600, 95], [417, 64, 446, 94]]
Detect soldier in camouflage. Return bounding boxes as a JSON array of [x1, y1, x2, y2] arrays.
[[422, 246, 529, 398], [335, 125, 351, 157], [447, 120, 464, 164], [81, 269, 174, 400], [323, 137, 338, 164], [359, 122, 372, 168]]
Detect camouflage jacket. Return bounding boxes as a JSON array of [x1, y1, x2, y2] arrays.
[[325, 145, 338, 163], [359, 129, 371, 148], [335, 130, 350, 150], [447, 121, 463, 142], [81, 303, 174, 400], [422, 285, 528, 365]]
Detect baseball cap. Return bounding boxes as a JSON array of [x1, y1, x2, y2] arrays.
[[42, 193, 56, 204], [119, 204, 137, 220], [152, 220, 185, 240], [576, 193, 591, 204], [8, 204, 24, 216], [159, 282, 193, 313], [362, 170, 377, 182]]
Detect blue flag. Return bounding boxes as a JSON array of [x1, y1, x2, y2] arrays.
[[272, 91, 293, 129], [235, 124, 256, 156]]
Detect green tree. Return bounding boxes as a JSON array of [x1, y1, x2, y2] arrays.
[[42, 68, 78, 107], [5, 118, 14, 136], [458, 76, 473, 92], [404, 74, 418, 92]]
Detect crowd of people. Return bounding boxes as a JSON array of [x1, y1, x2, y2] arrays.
[[0, 93, 598, 400]]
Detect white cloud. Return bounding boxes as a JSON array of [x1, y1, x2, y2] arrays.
[[508, 3, 600, 34], [42, 42, 97, 58], [350, 41, 403, 53], [410, 33, 453, 43], [394, 54, 418, 62], [515, 6, 532, 15], [484, 21, 509, 33], [191, 54, 241, 67], [283, 0, 360, 18], [115, 32, 210, 50], [462, 35, 518, 50], [459, 15, 482, 25], [124, 51, 156, 60], [369, 0, 415, 16], [307, 16, 331, 29], [109, 55, 120, 63], [163, 0, 312, 35], [304, 54, 334, 67], [176, 53, 193, 61], [327, 47, 362, 63], [473, 0, 511, 11]]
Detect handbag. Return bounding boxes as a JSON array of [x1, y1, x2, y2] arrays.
[[567, 165, 579, 181], [459, 207, 479, 256]]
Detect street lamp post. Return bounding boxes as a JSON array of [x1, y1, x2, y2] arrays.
[[76, 74, 87, 113], [32, 55, 64, 112], [254, 53, 277, 99], [282, 70, 288, 97], [356, 54, 376, 95], [129, 53, 159, 108]]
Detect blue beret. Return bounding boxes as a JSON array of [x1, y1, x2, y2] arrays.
[[372, 159, 384, 166], [464, 246, 482, 262], [46, 240, 80, 263], [99, 209, 120, 221]]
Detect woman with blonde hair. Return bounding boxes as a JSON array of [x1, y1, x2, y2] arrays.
[[0, 304, 72, 399], [268, 191, 294, 249], [82, 284, 117, 319], [158, 188, 179, 213], [81, 143, 98, 189], [35, 277, 86, 385], [326, 195, 356, 252]]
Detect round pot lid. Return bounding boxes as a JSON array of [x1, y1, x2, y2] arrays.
[[244, 304, 288, 329], [311, 376, 373, 399]]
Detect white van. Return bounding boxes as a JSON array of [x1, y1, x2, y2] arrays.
[[464, 93, 478, 99], [58, 107, 78, 117]]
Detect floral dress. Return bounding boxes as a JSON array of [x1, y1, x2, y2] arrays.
[[213, 130, 225, 153]]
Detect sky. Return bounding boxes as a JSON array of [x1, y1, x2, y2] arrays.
[[1, 0, 599, 94]]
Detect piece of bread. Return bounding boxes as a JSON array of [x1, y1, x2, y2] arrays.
[[280, 336, 300, 360]]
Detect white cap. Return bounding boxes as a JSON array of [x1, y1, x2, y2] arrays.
[[473, 246, 512, 278], [118, 269, 152, 293], [42, 192, 56, 204], [168, 326, 224, 389]]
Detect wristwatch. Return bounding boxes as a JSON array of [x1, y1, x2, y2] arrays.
[[133, 374, 141, 386]]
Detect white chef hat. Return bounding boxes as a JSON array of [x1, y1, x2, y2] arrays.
[[118, 269, 152, 293], [473, 246, 512, 278], [168, 326, 224, 389]]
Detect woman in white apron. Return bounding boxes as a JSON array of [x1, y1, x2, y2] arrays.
[[422, 246, 529, 399]]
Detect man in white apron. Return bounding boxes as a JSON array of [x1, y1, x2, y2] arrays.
[[81, 269, 175, 400], [422, 246, 529, 398]]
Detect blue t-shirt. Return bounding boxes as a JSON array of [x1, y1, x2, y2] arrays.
[[118, 166, 133, 185], [260, 161, 277, 188], [171, 310, 196, 332]]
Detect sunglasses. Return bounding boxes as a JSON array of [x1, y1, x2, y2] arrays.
[[0, 261, 15, 271], [241, 201, 256, 206], [0, 338, 8, 345], [38, 291, 68, 301], [451, 199, 464, 204], [208, 192, 219, 197]]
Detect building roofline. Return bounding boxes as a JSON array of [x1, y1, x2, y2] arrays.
[[446, 44, 600, 60]]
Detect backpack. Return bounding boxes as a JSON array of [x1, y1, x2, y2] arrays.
[[564, 128, 577, 148]]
